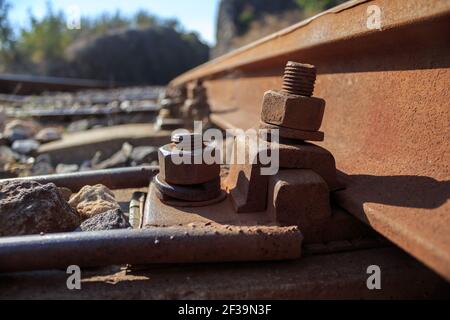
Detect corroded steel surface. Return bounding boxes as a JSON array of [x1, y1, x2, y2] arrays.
[[144, 182, 373, 244], [170, 0, 450, 280]]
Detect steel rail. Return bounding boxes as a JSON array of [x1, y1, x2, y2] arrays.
[[5, 104, 158, 117], [0, 74, 111, 95], [169, 0, 450, 280], [0, 226, 302, 273], [1, 166, 159, 192]]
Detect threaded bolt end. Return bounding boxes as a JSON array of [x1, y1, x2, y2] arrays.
[[281, 61, 317, 97]]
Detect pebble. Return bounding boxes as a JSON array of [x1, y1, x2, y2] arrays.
[[69, 184, 121, 220], [79, 208, 131, 232], [35, 127, 62, 143], [4, 119, 40, 142], [56, 163, 79, 174], [11, 139, 40, 155]]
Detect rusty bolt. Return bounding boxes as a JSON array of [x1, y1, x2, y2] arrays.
[[158, 133, 220, 185], [281, 61, 317, 97], [261, 90, 325, 131], [260, 61, 325, 133]]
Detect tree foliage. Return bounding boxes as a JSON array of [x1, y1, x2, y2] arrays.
[[0, 0, 14, 69], [0, 2, 209, 83], [294, 0, 345, 15]]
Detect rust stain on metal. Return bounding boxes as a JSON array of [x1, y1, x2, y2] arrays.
[[0, 225, 303, 273]]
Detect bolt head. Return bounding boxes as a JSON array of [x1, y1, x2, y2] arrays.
[[158, 144, 220, 185], [261, 90, 325, 132]]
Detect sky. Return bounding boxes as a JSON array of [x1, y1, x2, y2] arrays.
[[8, 0, 221, 45]]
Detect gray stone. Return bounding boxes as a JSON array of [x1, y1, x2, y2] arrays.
[[31, 154, 55, 176], [0, 180, 80, 237], [67, 119, 90, 132], [79, 208, 131, 232], [4, 120, 40, 142], [130, 146, 158, 166], [56, 163, 79, 174], [79, 160, 92, 172], [11, 139, 40, 155], [93, 142, 133, 170], [5, 128, 30, 142], [35, 127, 62, 143]]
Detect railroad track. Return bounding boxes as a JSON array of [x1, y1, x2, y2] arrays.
[[0, 73, 111, 95], [0, 0, 448, 299]]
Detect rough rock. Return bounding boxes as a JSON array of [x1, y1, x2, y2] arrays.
[[67, 119, 90, 132], [130, 146, 158, 166], [58, 187, 73, 202], [79, 160, 93, 171], [4, 120, 41, 142], [79, 208, 131, 232], [56, 163, 79, 174], [35, 127, 62, 143], [31, 154, 55, 176], [69, 184, 121, 220], [94, 143, 133, 169], [0, 180, 80, 237], [11, 139, 40, 155]]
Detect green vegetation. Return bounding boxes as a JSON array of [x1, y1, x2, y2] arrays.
[[294, 0, 345, 16], [0, 0, 14, 69], [18, 5, 70, 68], [0, 1, 209, 83], [231, 0, 346, 35], [238, 6, 255, 32]]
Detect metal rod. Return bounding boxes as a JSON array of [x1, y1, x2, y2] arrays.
[[0, 166, 159, 191], [129, 192, 146, 229], [0, 226, 302, 273]]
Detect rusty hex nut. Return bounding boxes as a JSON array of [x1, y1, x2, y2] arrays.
[[261, 90, 325, 131], [158, 144, 220, 185]]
